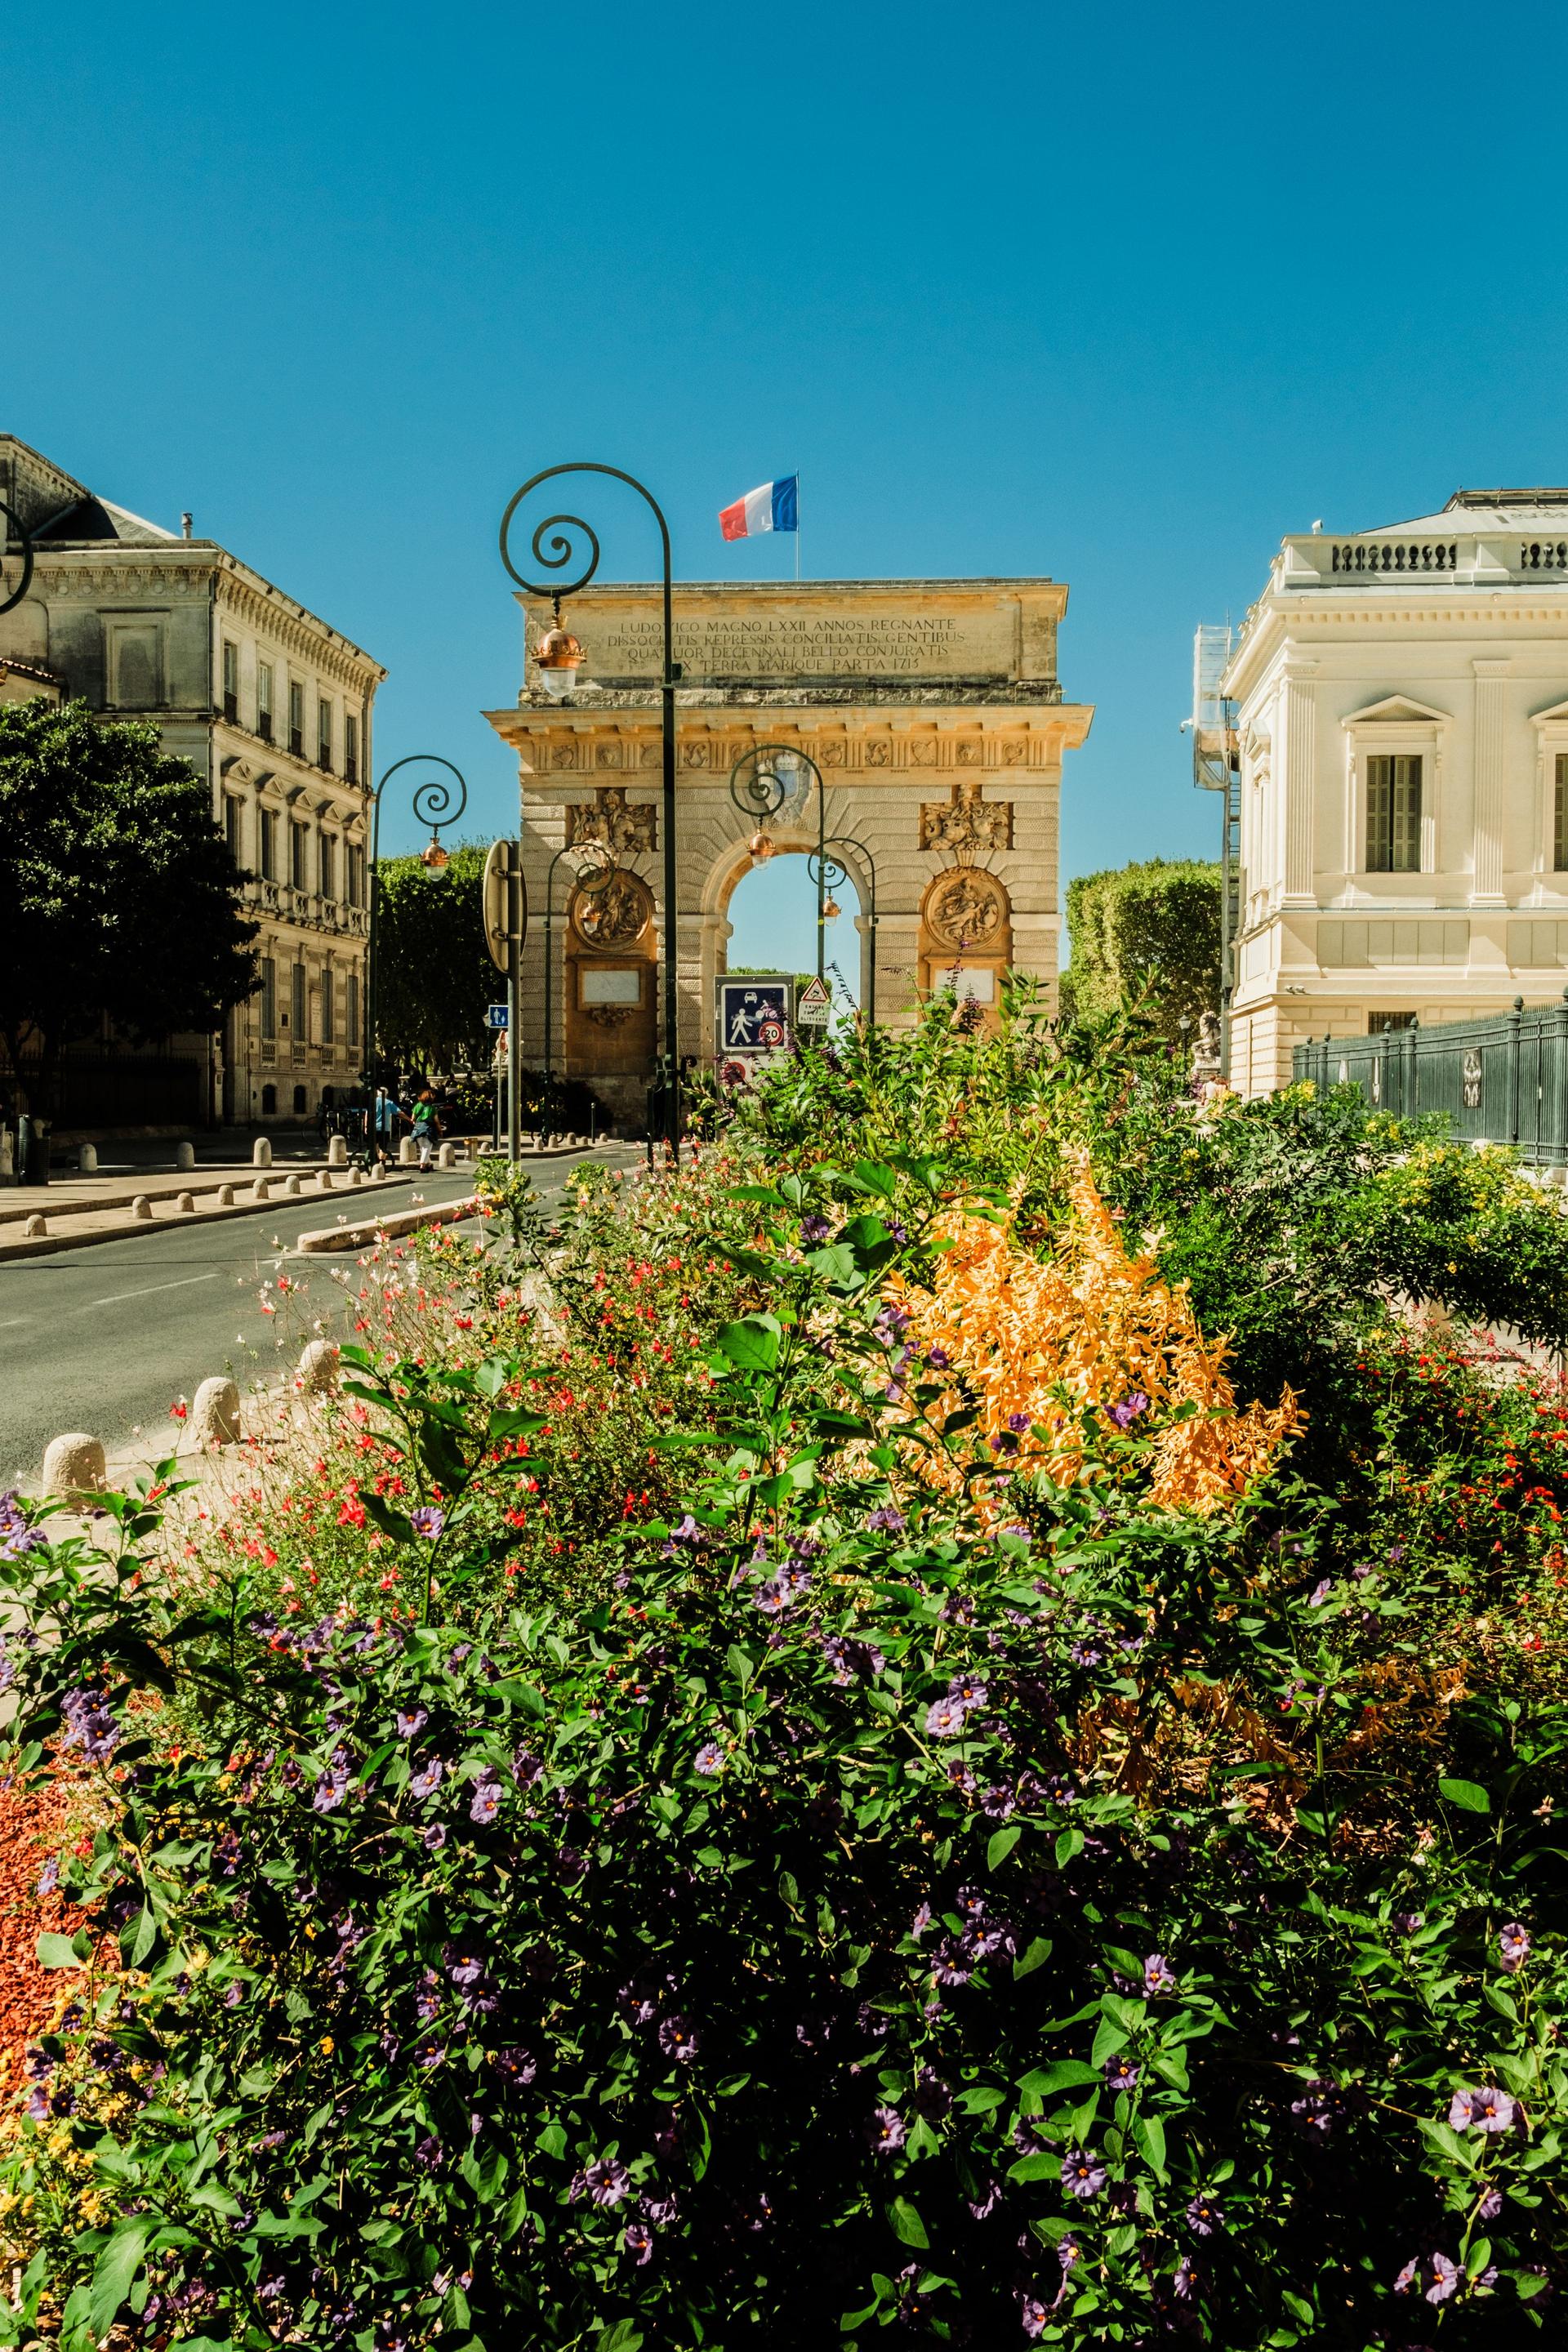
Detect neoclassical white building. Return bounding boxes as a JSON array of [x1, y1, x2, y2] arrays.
[[1221, 488, 1568, 1094]]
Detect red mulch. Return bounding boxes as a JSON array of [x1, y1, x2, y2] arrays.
[[0, 1774, 84, 2096]]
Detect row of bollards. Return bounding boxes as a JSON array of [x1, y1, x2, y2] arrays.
[[38, 1339, 343, 1499]]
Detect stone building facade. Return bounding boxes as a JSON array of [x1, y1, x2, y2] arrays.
[[0, 434, 385, 1127], [1223, 488, 1568, 1095], [485, 579, 1093, 1125]]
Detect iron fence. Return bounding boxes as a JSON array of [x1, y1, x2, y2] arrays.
[[1293, 992, 1568, 1165]]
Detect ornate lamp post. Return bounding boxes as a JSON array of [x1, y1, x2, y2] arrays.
[[728, 744, 830, 981], [363, 755, 469, 1089], [0, 500, 35, 617], [500, 465, 682, 1158]]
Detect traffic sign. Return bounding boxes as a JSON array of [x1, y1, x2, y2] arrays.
[[482, 838, 528, 973], [486, 1004, 509, 1030], [796, 976, 831, 1027]]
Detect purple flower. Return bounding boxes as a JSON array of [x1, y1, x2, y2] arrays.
[[512, 1745, 545, 1787], [1419, 2252, 1460, 2305], [754, 1579, 790, 1616], [408, 1505, 445, 1540], [989, 1429, 1020, 1454], [1106, 1390, 1150, 1430], [658, 2015, 699, 2062], [1448, 2084, 1517, 2134], [622, 2219, 654, 2265], [1143, 1953, 1176, 1996], [1392, 1909, 1423, 1936], [947, 1673, 988, 1710], [1499, 1921, 1531, 1972], [1104, 2054, 1140, 2096], [1478, 2185, 1503, 2219], [926, 1347, 951, 1370], [1069, 1641, 1102, 1668], [1006, 1411, 1031, 1434], [694, 1742, 725, 1775], [395, 1707, 428, 1738], [1171, 2254, 1196, 2301], [910, 1902, 933, 1940], [871, 2105, 906, 2155], [866, 1506, 906, 1533], [469, 1773, 501, 1825], [930, 1939, 973, 1987], [1307, 1578, 1334, 1606], [447, 1948, 483, 1993], [1061, 2149, 1107, 2200], [662, 1514, 703, 1557], [1290, 2080, 1343, 2140], [822, 1633, 885, 1683], [577, 2156, 632, 2207], [36, 1855, 59, 1896], [1021, 2295, 1049, 2341], [59, 1683, 120, 1766], [493, 2045, 537, 2086], [924, 1697, 968, 1737], [799, 1215, 832, 1245], [1186, 2193, 1221, 2236], [423, 1821, 448, 1852], [409, 1758, 444, 1800], [0, 1491, 47, 1562], [968, 2180, 1002, 2220]]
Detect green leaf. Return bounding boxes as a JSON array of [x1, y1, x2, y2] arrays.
[[36, 1932, 87, 1971], [595, 2323, 644, 2352], [716, 1316, 782, 1372], [987, 1824, 1021, 1872], [1055, 1827, 1085, 1869], [1281, 2288, 1316, 2326], [1131, 2113, 1167, 2176], [1439, 1777, 1491, 1814], [1467, 2236, 1493, 2278], [88, 2221, 149, 2336], [727, 1644, 755, 1692], [127, 1905, 158, 1968], [1018, 2061, 1099, 2098], [1012, 1936, 1052, 1980], [363, 1490, 414, 1545], [887, 2196, 929, 2248]]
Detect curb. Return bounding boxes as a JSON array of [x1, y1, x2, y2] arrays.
[[0, 1171, 427, 1264], [294, 1195, 483, 1254]]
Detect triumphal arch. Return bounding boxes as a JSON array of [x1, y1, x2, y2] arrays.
[[484, 578, 1093, 1125]]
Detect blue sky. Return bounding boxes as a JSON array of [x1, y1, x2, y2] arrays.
[[7, 0, 1568, 973]]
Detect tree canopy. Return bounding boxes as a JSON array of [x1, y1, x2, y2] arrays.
[[1058, 855, 1220, 1040], [373, 843, 495, 1078], [0, 697, 257, 1116]]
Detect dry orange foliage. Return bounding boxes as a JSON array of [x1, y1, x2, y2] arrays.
[[889, 1152, 1302, 1515]]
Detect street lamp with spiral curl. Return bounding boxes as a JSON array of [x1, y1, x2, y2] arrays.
[[363, 755, 470, 1088], [500, 465, 683, 1156]]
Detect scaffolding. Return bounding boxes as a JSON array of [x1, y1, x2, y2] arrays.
[[1190, 624, 1240, 1078]]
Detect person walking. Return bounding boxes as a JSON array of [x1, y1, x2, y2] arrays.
[[372, 1086, 403, 1171], [411, 1088, 443, 1173]]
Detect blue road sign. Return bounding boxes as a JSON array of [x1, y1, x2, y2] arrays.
[[486, 1004, 510, 1030]]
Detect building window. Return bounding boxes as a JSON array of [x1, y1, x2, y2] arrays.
[[345, 712, 359, 784], [225, 796, 243, 862], [319, 835, 336, 901], [222, 639, 238, 723], [320, 967, 335, 1045], [288, 680, 305, 757], [291, 822, 309, 892], [259, 808, 278, 881], [292, 962, 307, 1040], [317, 699, 333, 772], [257, 661, 274, 742], [261, 958, 277, 1038], [1369, 1012, 1418, 1034], [347, 844, 364, 907], [1366, 753, 1423, 873], [261, 1082, 277, 1116], [293, 1084, 308, 1115], [347, 969, 360, 1049]]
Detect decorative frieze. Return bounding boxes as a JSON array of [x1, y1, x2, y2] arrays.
[[566, 785, 657, 857], [919, 777, 1014, 853]]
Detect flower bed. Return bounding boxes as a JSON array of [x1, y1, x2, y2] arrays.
[[0, 1009, 1564, 2349]]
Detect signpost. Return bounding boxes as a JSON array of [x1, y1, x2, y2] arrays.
[[715, 974, 795, 1089], [483, 840, 528, 1160], [795, 976, 831, 1027]]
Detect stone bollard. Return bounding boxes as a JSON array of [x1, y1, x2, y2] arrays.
[[77, 1143, 98, 1174], [327, 1134, 349, 1167], [217, 1183, 234, 1205], [24, 1213, 46, 1237], [131, 1195, 153, 1220], [42, 1432, 106, 1501], [399, 1136, 417, 1165], [437, 1141, 456, 1170], [176, 1191, 196, 1214], [251, 1175, 270, 1202], [350, 1165, 365, 1187], [372, 1161, 387, 1182], [297, 1339, 340, 1396], [282, 1172, 301, 1196], [175, 1141, 195, 1171], [252, 1137, 273, 1169], [0, 1129, 13, 1184], [189, 1376, 241, 1446]]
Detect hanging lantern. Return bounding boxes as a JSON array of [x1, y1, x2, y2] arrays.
[[420, 837, 449, 870], [748, 829, 775, 862]]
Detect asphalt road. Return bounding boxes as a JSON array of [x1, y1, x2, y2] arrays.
[[0, 1156, 617, 1485]]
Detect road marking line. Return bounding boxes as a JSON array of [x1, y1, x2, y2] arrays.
[[0, 1317, 31, 1329], [83, 1274, 220, 1310]]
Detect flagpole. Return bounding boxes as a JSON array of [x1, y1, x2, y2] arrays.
[[795, 470, 801, 582]]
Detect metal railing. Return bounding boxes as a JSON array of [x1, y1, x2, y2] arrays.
[[1294, 991, 1568, 1164]]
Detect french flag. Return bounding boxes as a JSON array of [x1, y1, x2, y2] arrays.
[[719, 475, 798, 541]]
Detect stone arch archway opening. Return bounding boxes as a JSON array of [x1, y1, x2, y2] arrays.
[[724, 850, 863, 1010]]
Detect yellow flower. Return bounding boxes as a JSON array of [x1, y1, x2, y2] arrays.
[[320, 2035, 335, 2055], [888, 1152, 1300, 1517]]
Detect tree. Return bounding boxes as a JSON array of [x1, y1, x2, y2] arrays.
[[1058, 855, 1220, 1040], [373, 843, 495, 1077], [0, 697, 257, 1118]]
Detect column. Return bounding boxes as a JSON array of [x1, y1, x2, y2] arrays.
[[1472, 659, 1509, 906], [1281, 660, 1318, 904]]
